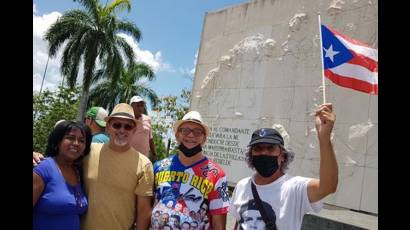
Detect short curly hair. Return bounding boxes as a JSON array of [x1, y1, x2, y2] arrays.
[[245, 144, 295, 173]]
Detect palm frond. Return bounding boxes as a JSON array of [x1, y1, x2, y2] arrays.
[[115, 36, 134, 68], [73, 0, 99, 18], [105, 0, 131, 16], [116, 21, 141, 42]]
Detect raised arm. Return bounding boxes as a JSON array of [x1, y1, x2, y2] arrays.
[[307, 103, 338, 203]]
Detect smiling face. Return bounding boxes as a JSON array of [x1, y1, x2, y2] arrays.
[[176, 122, 206, 148], [58, 127, 86, 161], [106, 117, 136, 147]]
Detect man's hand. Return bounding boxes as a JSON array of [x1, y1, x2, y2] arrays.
[[33, 152, 44, 166], [314, 103, 336, 141]]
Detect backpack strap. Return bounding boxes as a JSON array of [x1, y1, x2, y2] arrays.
[[251, 181, 277, 230]]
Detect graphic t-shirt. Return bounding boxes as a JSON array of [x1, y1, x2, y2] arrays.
[[152, 155, 229, 230], [229, 174, 322, 230]]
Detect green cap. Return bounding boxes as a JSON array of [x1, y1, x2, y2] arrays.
[[86, 107, 108, 127]]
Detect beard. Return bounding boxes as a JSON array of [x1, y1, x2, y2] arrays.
[[112, 136, 129, 147]]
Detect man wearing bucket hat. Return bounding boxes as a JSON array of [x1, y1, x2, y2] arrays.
[[34, 103, 154, 229], [129, 95, 156, 161], [80, 103, 154, 230], [151, 111, 230, 230], [229, 103, 338, 230], [84, 106, 109, 143]]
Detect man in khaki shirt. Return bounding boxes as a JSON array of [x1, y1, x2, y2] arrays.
[[81, 103, 153, 230]]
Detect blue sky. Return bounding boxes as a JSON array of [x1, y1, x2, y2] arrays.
[[33, 0, 249, 103]]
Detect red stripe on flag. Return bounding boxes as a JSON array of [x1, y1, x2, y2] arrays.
[[347, 50, 378, 72], [324, 69, 378, 95], [326, 25, 375, 49]]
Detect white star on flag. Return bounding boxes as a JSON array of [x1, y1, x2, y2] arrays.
[[323, 44, 339, 62]]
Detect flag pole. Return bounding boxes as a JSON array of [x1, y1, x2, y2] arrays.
[[318, 13, 326, 104]]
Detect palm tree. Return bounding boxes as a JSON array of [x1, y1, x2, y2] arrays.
[[89, 63, 159, 112], [44, 0, 141, 120]]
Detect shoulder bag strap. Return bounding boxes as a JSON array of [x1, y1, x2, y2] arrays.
[[251, 181, 277, 230]]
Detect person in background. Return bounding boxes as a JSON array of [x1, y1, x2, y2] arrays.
[[129, 95, 157, 161], [33, 121, 92, 230], [84, 106, 109, 143]]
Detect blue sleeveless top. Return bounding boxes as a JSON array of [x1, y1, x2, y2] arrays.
[[33, 157, 88, 230]]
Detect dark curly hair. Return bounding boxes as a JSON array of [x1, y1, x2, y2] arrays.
[[45, 120, 92, 163], [245, 144, 295, 173]]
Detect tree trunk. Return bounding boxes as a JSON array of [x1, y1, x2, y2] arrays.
[[76, 87, 90, 122]]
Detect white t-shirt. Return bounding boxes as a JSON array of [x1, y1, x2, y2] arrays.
[[229, 174, 322, 230]]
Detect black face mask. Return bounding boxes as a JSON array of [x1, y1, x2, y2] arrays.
[[178, 143, 202, 157], [252, 155, 279, 177]]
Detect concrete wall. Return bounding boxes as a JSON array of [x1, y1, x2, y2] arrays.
[[190, 0, 378, 214]]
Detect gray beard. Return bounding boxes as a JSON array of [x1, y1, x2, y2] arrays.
[[113, 137, 128, 147]]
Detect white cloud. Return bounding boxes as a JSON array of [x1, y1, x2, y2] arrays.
[[33, 6, 172, 93], [33, 5, 63, 92], [117, 33, 174, 73], [193, 50, 198, 66], [192, 50, 198, 75], [178, 50, 198, 79]]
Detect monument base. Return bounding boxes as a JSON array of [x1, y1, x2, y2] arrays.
[[302, 204, 378, 230]]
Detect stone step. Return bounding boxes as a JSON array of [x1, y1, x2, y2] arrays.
[[301, 204, 378, 230]]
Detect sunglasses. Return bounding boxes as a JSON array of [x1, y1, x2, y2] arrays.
[[111, 122, 134, 131], [178, 127, 204, 137]]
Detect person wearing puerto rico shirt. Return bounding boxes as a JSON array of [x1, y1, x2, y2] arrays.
[[152, 111, 230, 230]]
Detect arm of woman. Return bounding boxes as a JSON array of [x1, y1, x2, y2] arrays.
[[33, 172, 45, 207]]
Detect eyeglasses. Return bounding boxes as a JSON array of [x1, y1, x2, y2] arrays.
[[111, 122, 134, 131], [178, 127, 204, 137], [252, 144, 278, 153]]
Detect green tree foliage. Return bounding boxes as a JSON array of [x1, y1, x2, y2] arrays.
[[152, 90, 191, 160], [44, 0, 141, 121], [152, 123, 167, 160], [33, 86, 80, 153], [89, 63, 159, 112]]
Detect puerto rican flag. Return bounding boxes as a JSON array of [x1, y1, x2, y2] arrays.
[[321, 24, 378, 95]]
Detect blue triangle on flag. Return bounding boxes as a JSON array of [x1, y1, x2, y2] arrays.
[[321, 25, 353, 69]]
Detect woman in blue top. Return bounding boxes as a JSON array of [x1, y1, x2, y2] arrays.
[[33, 120, 92, 230]]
